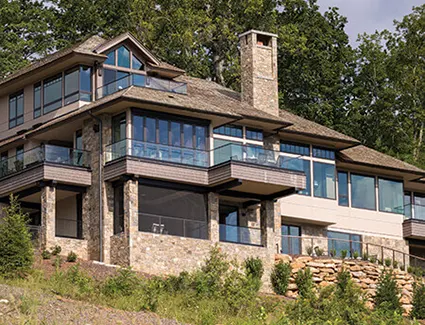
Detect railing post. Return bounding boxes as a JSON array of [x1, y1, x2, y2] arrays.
[[403, 253, 406, 271], [311, 237, 314, 252], [366, 243, 369, 258], [393, 250, 395, 268], [381, 246, 384, 263]]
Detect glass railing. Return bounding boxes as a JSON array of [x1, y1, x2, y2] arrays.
[[104, 139, 209, 167], [219, 224, 262, 246], [405, 203, 425, 221], [96, 73, 187, 99], [0, 145, 91, 179]]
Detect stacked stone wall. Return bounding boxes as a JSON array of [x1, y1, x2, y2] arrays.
[[276, 254, 416, 314]]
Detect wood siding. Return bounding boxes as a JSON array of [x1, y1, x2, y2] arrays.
[[403, 219, 425, 240]]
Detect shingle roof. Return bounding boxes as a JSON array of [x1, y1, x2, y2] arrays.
[[0, 35, 107, 87], [339, 145, 425, 175], [279, 109, 359, 144]]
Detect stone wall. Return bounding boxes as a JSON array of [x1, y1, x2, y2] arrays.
[[54, 237, 88, 260], [363, 235, 410, 265], [276, 254, 416, 314], [110, 233, 129, 266]]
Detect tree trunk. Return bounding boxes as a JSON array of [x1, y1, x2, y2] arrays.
[[213, 53, 225, 86], [414, 122, 424, 162]]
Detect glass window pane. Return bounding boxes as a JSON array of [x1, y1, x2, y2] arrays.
[[132, 55, 144, 70], [65, 69, 79, 105], [146, 117, 156, 143], [112, 113, 126, 143], [414, 194, 425, 220], [80, 66, 92, 93], [313, 162, 335, 199], [133, 115, 144, 141], [9, 97, 16, 119], [171, 122, 181, 147], [313, 147, 335, 160], [183, 124, 193, 148], [16, 94, 24, 116], [338, 172, 349, 206], [133, 74, 146, 87], [213, 124, 243, 138], [105, 50, 115, 65], [116, 71, 129, 90], [378, 178, 403, 214], [246, 128, 263, 141], [281, 156, 311, 195], [117, 46, 130, 68], [34, 83, 41, 111], [404, 192, 412, 218], [104, 68, 116, 85], [43, 74, 62, 113], [351, 174, 376, 210], [280, 142, 310, 156], [158, 120, 168, 145], [195, 126, 206, 150]]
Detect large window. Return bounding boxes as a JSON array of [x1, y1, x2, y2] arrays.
[[246, 128, 263, 141], [281, 225, 301, 255], [138, 185, 207, 239], [312, 147, 335, 160], [280, 142, 310, 156], [43, 74, 63, 114], [313, 162, 335, 199], [104, 45, 144, 71], [378, 178, 403, 214], [351, 174, 376, 210], [338, 171, 349, 206], [113, 185, 124, 234], [34, 83, 41, 118], [9, 91, 24, 129], [219, 205, 239, 243], [328, 231, 361, 257], [281, 156, 311, 195], [213, 124, 243, 138]]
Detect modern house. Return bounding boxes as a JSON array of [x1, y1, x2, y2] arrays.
[[0, 30, 424, 278]]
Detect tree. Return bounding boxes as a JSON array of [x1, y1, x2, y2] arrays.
[[0, 0, 53, 77], [0, 195, 34, 277], [411, 281, 425, 319], [374, 269, 402, 314]]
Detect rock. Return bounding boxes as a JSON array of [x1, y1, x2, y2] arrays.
[[313, 277, 322, 282], [319, 281, 331, 287], [309, 267, 320, 274], [287, 283, 298, 290], [400, 295, 411, 305], [321, 268, 335, 274], [296, 256, 313, 263], [285, 290, 296, 298], [0, 299, 8, 304], [276, 254, 292, 263], [365, 301, 374, 310], [291, 261, 305, 269], [360, 277, 375, 284], [350, 265, 362, 272], [307, 262, 325, 268], [352, 271, 366, 278]]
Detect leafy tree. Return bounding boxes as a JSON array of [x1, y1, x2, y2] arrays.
[[374, 269, 402, 314], [0, 195, 34, 277]]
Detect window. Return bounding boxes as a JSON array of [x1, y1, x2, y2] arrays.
[[404, 191, 412, 218], [338, 171, 349, 206], [138, 185, 208, 239], [132, 55, 144, 70], [328, 231, 361, 257], [15, 146, 24, 171], [281, 156, 311, 195], [312, 147, 335, 160], [34, 83, 41, 118], [103, 68, 130, 94], [280, 142, 310, 156], [112, 113, 126, 143], [0, 152, 8, 177], [378, 178, 403, 214], [75, 130, 83, 150], [313, 162, 335, 199], [105, 50, 115, 65], [9, 91, 24, 128], [281, 225, 301, 255], [117, 46, 130, 68], [43, 74, 62, 114], [65, 68, 79, 105], [219, 205, 239, 243], [414, 194, 425, 221], [79, 66, 92, 101], [213, 124, 243, 138], [246, 128, 263, 141], [351, 174, 376, 210], [105, 46, 145, 71], [113, 185, 124, 234]]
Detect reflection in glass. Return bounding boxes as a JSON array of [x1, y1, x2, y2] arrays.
[[281, 225, 301, 255], [351, 174, 375, 210], [281, 156, 311, 195], [117, 46, 130, 68], [338, 172, 349, 206], [313, 162, 335, 199], [378, 178, 403, 214]]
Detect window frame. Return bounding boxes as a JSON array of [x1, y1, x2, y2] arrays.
[[9, 90, 24, 129], [312, 146, 335, 160], [280, 141, 310, 156], [281, 224, 301, 255], [43, 73, 63, 114], [103, 45, 146, 72], [33, 82, 42, 119], [327, 230, 362, 257], [245, 127, 263, 141], [337, 171, 349, 207], [213, 124, 243, 138], [378, 176, 404, 215], [313, 161, 336, 200], [350, 173, 377, 211]]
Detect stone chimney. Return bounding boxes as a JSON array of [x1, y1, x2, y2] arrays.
[[239, 30, 279, 116]]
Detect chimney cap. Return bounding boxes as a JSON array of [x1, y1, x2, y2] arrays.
[[238, 29, 278, 39]]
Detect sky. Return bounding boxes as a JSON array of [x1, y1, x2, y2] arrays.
[[317, 0, 424, 46]]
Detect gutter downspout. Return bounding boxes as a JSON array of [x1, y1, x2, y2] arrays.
[[88, 111, 103, 263]]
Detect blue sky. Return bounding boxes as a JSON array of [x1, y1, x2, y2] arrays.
[[317, 0, 424, 46]]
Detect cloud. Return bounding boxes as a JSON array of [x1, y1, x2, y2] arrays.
[[317, 0, 423, 45]]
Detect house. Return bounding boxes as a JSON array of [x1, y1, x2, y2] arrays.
[[0, 30, 424, 279]]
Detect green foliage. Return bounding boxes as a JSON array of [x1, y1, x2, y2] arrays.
[[66, 251, 77, 263], [370, 256, 377, 264], [244, 257, 264, 280], [295, 267, 314, 299], [306, 246, 313, 256], [271, 261, 291, 295], [0, 195, 34, 277], [353, 251, 359, 259], [41, 250, 51, 260], [384, 258, 392, 267], [408, 266, 424, 277], [362, 252, 369, 261], [51, 245, 62, 256], [375, 269, 402, 314], [102, 267, 140, 296], [340, 250, 348, 259], [329, 248, 337, 257], [52, 256, 62, 269], [314, 246, 324, 257], [411, 282, 425, 320]]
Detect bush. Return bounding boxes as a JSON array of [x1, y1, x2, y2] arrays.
[[244, 257, 264, 280], [52, 256, 62, 269], [353, 251, 359, 259], [270, 261, 291, 295], [102, 267, 140, 296], [411, 282, 425, 319], [362, 252, 369, 261], [295, 267, 314, 298], [66, 251, 77, 263], [314, 246, 324, 257], [329, 248, 336, 257], [306, 246, 313, 256], [370, 255, 377, 264], [336, 267, 351, 297], [384, 258, 392, 267], [374, 269, 402, 314], [41, 250, 51, 260], [51, 245, 62, 256], [0, 195, 34, 277], [340, 250, 348, 259]]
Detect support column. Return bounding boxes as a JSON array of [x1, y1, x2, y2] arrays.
[[102, 182, 114, 264], [208, 192, 220, 243], [124, 178, 138, 266], [260, 200, 278, 252], [41, 185, 56, 249]]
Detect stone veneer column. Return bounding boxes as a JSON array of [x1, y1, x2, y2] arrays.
[[124, 178, 138, 266], [208, 192, 220, 242], [260, 200, 277, 252], [102, 182, 114, 264], [41, 185, 56, 249]]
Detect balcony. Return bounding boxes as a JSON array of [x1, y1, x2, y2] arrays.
[[219, 224, 262, 246], [104, 139, 306, 198], [403, 204, 425, 239], [0, 145, 91, 196], [96, 73, 187, 99]]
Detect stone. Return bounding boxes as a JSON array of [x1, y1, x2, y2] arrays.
[[313, 277, 322, 282], [296, 256, 313, 263], [287, 283, 297, 290], [400, 296, 411, 305], [352, 271, 366, 278], [319, 281, 331, 287], [309, 267, 320, 274], [306, 262, 325, 268], [291, 261, 305, 269], [276, 254, 292, 263], [0, 299, 8, 304], [350, 265, 362, 272]]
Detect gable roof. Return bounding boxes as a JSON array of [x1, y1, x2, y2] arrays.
[[0, 35, 107, 87]]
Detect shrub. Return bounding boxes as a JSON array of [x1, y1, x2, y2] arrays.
[[362, 252, 369, 261], [244, 257, 264, 280], [340, 250, 348, 259], [51, 245, 61, 256], [329, 248, 336, 257], [102, 267, 140, 296], [271, 261, 291, 295], [41, 249, 51, 260], [52, 256, 62, 269], [411, 282, 425, 319], [0, 195, 34, 277], [306, 246, 313, 256], [314, 246, 324, 257], [295, 267, 314, 298], [353, 251, 359, 259], [370, 255, 377, 264], [384, 258, 392, 267], [374, 269, 402, 314], [66, 251, 77, 263], [393, 260, 398, 269], [336, 268, 351, 297]]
